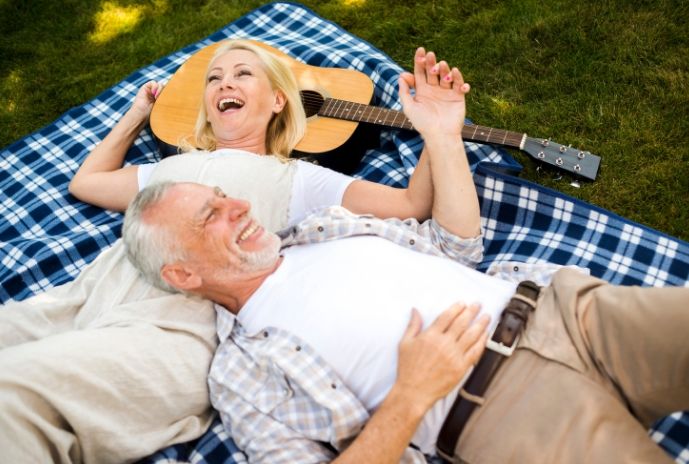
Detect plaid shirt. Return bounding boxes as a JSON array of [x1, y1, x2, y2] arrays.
[[208, 207, 554, 463]]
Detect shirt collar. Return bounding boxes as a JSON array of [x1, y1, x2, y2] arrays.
[[214, 303, 238, 342]]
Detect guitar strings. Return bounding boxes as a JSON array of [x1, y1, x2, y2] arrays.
[[297, 92, 525, 146]]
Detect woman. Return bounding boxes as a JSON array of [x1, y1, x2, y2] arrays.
[[68, 40, 453, 228]]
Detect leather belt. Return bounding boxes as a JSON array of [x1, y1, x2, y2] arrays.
[[436, 280, 541, 461]]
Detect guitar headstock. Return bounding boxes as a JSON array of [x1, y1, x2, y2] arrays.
[[522, 137, 601, 181]]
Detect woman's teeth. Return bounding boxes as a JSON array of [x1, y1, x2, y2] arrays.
[[218, 98, 244, 112]]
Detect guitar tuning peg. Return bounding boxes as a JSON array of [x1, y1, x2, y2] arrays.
[[540, 138, 550, 147]]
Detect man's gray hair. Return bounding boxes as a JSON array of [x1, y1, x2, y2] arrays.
[[122, 181, 185, 293]]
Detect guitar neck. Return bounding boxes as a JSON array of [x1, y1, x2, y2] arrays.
[[319, 97, 525, 148]]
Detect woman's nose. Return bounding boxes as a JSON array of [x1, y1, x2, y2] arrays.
[[220, 75, 236, 89]]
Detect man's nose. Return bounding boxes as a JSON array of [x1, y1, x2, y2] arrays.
[[226, 197, 250, 221]]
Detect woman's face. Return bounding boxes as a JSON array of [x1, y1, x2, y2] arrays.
[[204, 49, 286, 151]]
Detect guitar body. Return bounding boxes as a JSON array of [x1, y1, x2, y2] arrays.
[[149, 41, 374, 154]]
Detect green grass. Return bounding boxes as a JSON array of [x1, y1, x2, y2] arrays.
[[2, 0, 688, 241]]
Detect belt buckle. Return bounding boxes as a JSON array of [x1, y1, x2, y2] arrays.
[[486, 325, 519, 357]]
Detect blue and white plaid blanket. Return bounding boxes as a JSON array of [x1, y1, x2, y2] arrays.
[[1, 2, 687, 463]]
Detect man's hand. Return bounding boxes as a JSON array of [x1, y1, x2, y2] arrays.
[[395, 303, 489, 414], [333, 303, 489, 464], [398, 48, 470, 138]]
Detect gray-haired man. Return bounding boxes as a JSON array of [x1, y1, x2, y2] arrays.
[[121, 179, 688, 464]]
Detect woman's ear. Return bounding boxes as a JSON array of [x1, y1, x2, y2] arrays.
[[161, 263, 202, 292], [272, 90, 287, 114]]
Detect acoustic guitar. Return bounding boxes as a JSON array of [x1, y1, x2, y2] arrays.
[[150, 41, 600, 181]]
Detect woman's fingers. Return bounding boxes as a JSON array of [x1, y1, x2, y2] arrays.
[[424, 51, 439, 86], [438, 61, 453, 89]]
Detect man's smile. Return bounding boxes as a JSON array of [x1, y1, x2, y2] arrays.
[[237, 221, 261, 244]]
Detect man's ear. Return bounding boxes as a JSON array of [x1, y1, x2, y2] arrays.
[[161, 263, 202, 292], [272, 89, 287, 114]]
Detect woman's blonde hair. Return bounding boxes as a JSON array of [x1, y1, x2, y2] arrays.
[[183, 40, 306, 159]]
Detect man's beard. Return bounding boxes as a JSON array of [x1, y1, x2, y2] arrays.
[[238, 231, 282, 273], [208, 230, 282, 281]]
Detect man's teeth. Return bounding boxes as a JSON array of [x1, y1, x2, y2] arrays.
[[218, 98, 245, 112], [238, 223, 258, 242]]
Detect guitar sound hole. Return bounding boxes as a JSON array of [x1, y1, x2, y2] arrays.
[[300, 90, 325, 118]]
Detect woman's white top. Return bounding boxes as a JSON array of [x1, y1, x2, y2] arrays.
[[137, 149, 355, 231]]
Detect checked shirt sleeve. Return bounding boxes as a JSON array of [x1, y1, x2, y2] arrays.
[[399, 217, 484, 268], [280, 207, 484, 268], [208, 322, 371, 463]]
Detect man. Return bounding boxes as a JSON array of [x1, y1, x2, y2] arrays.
[[120, 189, 688, 461]]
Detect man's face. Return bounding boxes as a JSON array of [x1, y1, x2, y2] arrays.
[[149, 183, 281, 284]]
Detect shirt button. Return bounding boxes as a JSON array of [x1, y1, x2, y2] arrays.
[[331, 383, 337, 389], [365, 223, 371, 228], [295, 345, 302, 351], [263, 331, 269, 338], [513, 266, 519, 272], [317, 226, 324, 232], [409, 239, 415, 245]]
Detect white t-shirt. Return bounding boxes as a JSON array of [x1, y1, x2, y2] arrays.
[[238, 236, 517, 454], [137, 150, 355, 226]]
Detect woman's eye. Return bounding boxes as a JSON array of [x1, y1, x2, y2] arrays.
[[236, 69, 252, 78], [207, 75, 221, 83]]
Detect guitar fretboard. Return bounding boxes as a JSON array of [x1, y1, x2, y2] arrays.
[[319, 97, 525, 148]]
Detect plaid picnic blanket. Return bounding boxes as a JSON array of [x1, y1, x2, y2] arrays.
[[1, 2, 687, 463]]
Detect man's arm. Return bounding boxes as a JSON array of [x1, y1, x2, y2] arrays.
[[334, 303, 489, 463], [399, 48, 481, 239]]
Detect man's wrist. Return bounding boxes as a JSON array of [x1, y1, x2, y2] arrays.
[[385, 383, 435, 422]]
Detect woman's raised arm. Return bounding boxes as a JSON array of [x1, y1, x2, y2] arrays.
[[68, 81, 161, 211], [341, 152, 433, 221]]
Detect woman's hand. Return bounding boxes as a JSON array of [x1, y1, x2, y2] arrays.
[[398, 48, 470, 138], [129, 80, 163, 121]]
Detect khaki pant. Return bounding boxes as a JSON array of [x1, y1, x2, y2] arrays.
[[453, 268, 689, 464], [0, 243, 218, 463]]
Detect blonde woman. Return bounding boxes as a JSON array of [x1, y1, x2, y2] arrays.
[[69, 40, 443, 226]]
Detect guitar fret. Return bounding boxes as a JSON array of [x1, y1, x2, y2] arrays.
[[389, 110, 402, 128], [363, 106, 374, 123], [462, 124, 522, 148], [319, 98, 336, 117], [374, 106, 385, 125], [332, 99, 344, 119]]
